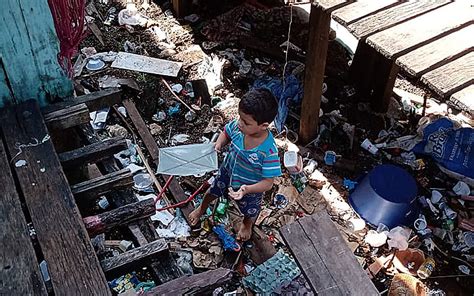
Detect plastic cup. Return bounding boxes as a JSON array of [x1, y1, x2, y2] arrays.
[[414, 216, 427, 231], [361, 139, 379, 155]]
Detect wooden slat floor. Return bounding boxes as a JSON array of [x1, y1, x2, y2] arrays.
[[0, 101, 110, 295]]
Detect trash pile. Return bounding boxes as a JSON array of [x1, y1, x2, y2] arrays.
[[72, 1, 473, 295]]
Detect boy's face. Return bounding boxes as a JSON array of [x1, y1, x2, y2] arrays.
[[238, 111, 268, 136]]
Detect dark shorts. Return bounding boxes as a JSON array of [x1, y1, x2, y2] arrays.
[[209, 166, 263, 218]]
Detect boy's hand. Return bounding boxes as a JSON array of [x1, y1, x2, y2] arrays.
[[228, 185, 247, 200]]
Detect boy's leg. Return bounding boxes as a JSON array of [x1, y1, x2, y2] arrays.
[[237, 216, 255, 242], [189, 190, 218, 226], [235, 193, 262, 241]]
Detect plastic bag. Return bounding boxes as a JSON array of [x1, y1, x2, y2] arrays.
[[156, 143, 218, 176], [412, 117, 474, 186]]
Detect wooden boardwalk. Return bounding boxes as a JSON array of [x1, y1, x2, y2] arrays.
[[0, 101, 110, 295], [300, 0, 473, 142]]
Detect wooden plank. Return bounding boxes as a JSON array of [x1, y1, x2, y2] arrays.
[[280, 220, 340, 295], [367, 2, 474, 59], [71, 168, 134, 197], [83, 199, 156, 236], [315, 0, 353, 13], [332, 0, 400, 26], [0, 58, 14, 107], [348, 0, 451, 39], [421, 52, 474, 97], [100, 239, 168, 277], [0, 101, 110, 295], [0, 139, 47, 295], [43, 103, 89, 130], [123, 99, 159, 160], [449, 84, 474, 115], [300, 212, 378, 296], [299, 4, 330, 144], [42, 88, 122, 114], [145, 268, 234, 296], [59, 137, 128, 167], [111, 52, 182, 77], [396, 25, 474, 77]]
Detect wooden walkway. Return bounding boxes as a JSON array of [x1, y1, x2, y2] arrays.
[[0, 101, 110, 295], [300, 0, 474, 142]]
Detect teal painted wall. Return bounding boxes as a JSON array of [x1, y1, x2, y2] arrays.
[[0, 0, 72, 107]]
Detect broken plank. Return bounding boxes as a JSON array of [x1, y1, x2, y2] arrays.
[[0, 139, 47, 295], [449, 84, 474, 115], [84, 199, 156, 236], [0, 101, 110, 295], [366, 2, 474, 59], [59, 137, 128, 167], [44, 103, 90, 130], [348, 0, 450, 39], [396, 25, 474, 77], [87, 22, 104, 46], [145, 268, 234, 296], [42, 88, 122, 114], [101, 239, 168, 278], [71, 168, 134, 197], [111, 52, 182, 77], [301, 212, 377, 295], [332, 0, 400, 26], [421, 52, 474, 97], [314, 0, 353, 13], [122, 99, 159, 160]]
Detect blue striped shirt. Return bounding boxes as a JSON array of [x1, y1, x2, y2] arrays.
[[222, 119, 282, 189]]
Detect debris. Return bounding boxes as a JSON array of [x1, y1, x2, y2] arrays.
[[453, 181, 471, 196], [86, 59, 105, 71], [412, 117, 474, 186], [170, 134, 190, 145], [360, 138, 379, 155], [387, 227, 412, 251], [388, 274, 427, 296], [98, 196, 110, 210], [213, 224, 240, 252], [98, 75, 141, 91], [90, 108, 110, 130], [15, 159, 27, 167], [149, 123, 163, 136], [117, 4, 148, 27], [107, 124, 130, 138], [133, 173, 153, 192], [393, 248, 425, 275], [152, 111, 167, 123], [365, 230, 388, 248], [283, 151, 302, 174], [417, 257, 436, 279], [303, 159, 318, 175], [323, 150, 337, 166], [347, 218, 366, 232], [255, 208, 273, 226], [118, 240, 133, 252], [111, 52, 183, 77]]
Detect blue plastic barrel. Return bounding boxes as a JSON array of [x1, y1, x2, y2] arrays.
[[349, 164, 419, 228]]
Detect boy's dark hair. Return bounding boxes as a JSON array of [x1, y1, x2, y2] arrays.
[[239, 88, 278, 125]]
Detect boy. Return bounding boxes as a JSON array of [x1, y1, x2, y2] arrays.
[[189, 88, 282, 241]]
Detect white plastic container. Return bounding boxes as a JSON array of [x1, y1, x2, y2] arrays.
[[284, 151, 302, 174]]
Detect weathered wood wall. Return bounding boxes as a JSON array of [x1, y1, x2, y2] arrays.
[[0, 0, 72, 107]]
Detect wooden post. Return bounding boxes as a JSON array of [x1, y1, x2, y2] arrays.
[[299, 3, 331, 144]]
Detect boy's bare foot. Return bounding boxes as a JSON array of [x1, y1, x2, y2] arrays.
[[237, 218, 253, 241], [189, 205, 205, 226]]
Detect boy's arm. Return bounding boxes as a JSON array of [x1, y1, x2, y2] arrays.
[[214, 130, 230, 151], [228, 178, 274, 200]]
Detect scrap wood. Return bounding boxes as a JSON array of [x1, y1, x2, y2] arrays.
[[161, 78, 195, 113], [111, 52, 183, 77], [87, 22, 105, 46]]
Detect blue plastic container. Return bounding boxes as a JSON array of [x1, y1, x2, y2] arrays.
[[349, 164, 419, 228]]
